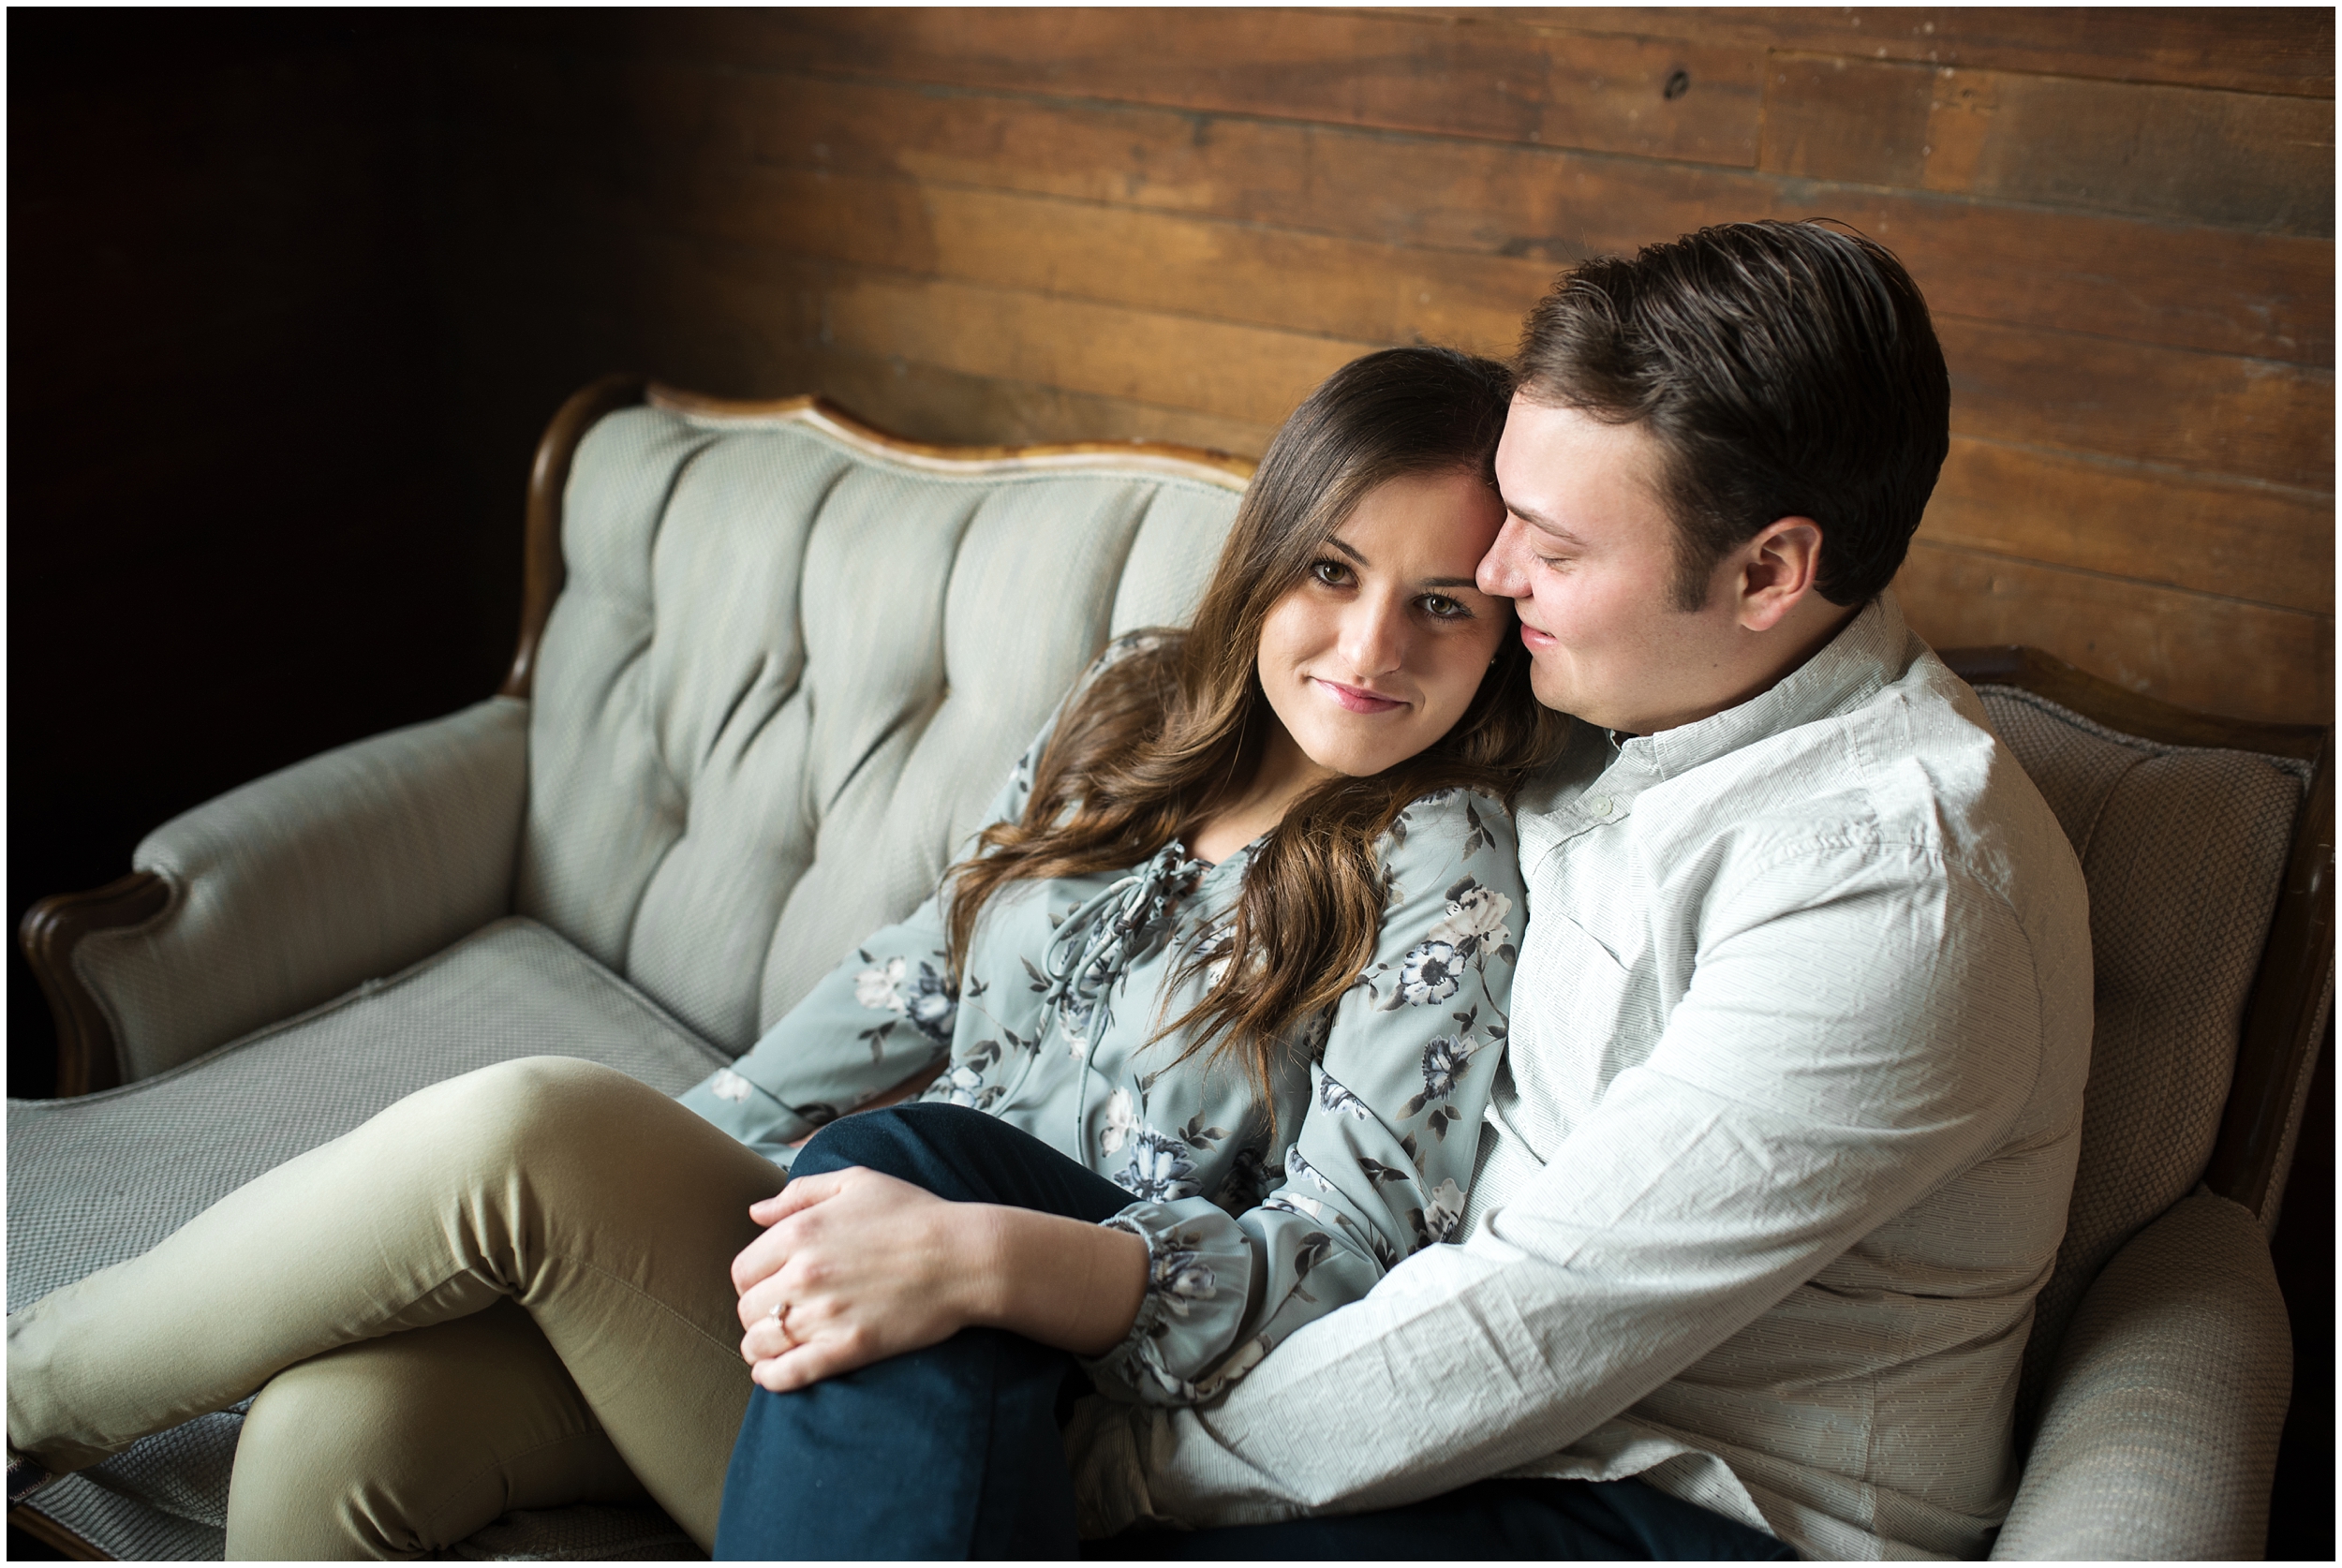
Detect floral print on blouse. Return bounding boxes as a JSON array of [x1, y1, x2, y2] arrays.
[[677, 636, 1525, 1408]]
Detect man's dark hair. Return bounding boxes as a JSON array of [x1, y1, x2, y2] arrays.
[[1514, 220, 1950, 611]]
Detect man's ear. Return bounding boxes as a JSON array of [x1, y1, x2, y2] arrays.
[[1733, 517, 1823, 632]]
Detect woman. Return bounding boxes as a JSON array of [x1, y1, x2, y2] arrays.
[[9, 346, 1566, 1558]]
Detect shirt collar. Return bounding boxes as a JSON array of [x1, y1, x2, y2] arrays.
[[1622, 591, 1912, 783]]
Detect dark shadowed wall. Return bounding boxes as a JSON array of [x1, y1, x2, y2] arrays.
[[8, 13, 501, 1099]]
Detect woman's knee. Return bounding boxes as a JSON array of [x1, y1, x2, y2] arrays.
[[792, 1102, 1001, 1199], [397, 1057, 665, 1175], [422, 1055, 636, 1128]]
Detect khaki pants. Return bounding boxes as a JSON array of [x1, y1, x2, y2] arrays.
[[7, 1058, 785, 1558]]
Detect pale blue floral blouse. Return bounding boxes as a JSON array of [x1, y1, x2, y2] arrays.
[[678, 642, 1526, 1408]]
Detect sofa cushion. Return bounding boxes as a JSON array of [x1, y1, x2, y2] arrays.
[[514, 407, 1244, 1053], [1970, 686, 2311, 1436], [7, 915, 730, 1557]]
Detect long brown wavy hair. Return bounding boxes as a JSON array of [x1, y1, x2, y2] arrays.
[[945, 347, 1572, 1113]]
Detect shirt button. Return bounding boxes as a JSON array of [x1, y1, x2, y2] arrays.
[[1587, 795, 1614, 818]]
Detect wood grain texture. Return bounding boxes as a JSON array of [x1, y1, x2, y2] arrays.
[[1763, 53, 2335, 236], [431, 218, 1282, 456], [2209, 732, 2335, 1216], [674, 7, 1766, 166], [546, 153, 2335, 485], [17, 871, 173, 1096], [645, 384, 1257, 484], [773, 345, 1282, 459], [540, 226, 1361, 436], [823, 271, 1371, 428], [1943, 643, 2328, 761], [423, 10, 2334, 726], [786, 347, 1282, 458], [1895, 540, 2333, 725], [1419, 7, 2336, 97], [504, 373, 646, 699], [7, 1501, 105, 1561], [566, 158, 1543, 355], [489, 59, 2332, 367], [1923, 438, 2333, 616], [1939, 317, 2333, 490]]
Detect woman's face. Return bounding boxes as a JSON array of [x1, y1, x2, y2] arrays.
[[1255, 468, 1512, 780]]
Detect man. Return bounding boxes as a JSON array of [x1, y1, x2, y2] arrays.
[[723, 220, 2091, 1560]]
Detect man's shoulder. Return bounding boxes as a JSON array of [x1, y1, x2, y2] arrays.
[[1648, 641, 2083, 914], [1850, 642, 2083, 901]]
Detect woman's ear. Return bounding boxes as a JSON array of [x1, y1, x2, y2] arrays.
[[1733, 517, 1824, 632]]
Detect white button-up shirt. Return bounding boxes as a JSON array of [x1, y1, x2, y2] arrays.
[[1071, 594, 2093, 1561]]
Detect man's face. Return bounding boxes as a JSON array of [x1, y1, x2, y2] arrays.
[[1477, 396, 1742, 734]]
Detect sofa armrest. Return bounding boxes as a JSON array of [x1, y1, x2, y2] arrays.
[[1991, 1192, 2292, 1561], [67, 698, 531, 1084]]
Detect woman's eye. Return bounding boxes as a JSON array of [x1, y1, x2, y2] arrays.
[[1420, 594, 1471, 620], [1311, 559, 1353, 586]]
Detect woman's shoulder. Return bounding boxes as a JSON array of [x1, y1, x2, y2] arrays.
[[1371, 786, 1525, 916], [1379, 786, 1519, 861], [1358, 786, 1524, 1000]]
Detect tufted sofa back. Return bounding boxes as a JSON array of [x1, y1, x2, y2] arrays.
[[514, 402, 1247, 1053]]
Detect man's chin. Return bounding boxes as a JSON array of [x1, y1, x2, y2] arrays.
[[1527, 668, 1579, 718]]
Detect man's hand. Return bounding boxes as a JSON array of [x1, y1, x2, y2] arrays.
[[732, 1167, 991, 1392]]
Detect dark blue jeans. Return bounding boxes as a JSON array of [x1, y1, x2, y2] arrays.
[[714, 1103, 1794, 1561]]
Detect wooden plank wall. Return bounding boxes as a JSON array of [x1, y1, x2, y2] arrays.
[[437, 7, 2334, 725]]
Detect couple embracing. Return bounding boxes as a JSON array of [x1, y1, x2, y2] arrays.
[[9, 220, 2089, 1562]]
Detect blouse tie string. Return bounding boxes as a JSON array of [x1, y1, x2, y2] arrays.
[[1041, 840, 1206, 1157], [1041, 840, 1206, 1048]]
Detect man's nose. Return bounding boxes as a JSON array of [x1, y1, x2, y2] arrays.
[[1338, 593, 1407, 675], [1477, 517, 1529, 599]]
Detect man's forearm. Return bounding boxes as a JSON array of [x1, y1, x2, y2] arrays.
[[1061, 1039, 2039, 1534]]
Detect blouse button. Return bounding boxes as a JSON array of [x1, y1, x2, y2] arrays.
[[1586, 795, 1614, 818]]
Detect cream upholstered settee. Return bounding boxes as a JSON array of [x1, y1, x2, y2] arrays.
[[10, 378, 2332, 1561]]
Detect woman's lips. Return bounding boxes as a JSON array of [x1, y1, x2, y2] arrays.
[[1313, 677, 1405, 714], [1519, 622, 1558, 651]]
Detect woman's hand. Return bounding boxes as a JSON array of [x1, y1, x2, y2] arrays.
[[731, 1167, 988, 1392], [731, 1170, 1152, 1394]]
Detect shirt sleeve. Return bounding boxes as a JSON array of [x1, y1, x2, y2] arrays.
[[1080, 790, 1526, 1407], [1066, 841, 2054, 1530], [674, 631, 1164, 1161]]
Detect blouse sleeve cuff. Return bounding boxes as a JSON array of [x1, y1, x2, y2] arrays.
[[1079, 1200, 1257, 1407]]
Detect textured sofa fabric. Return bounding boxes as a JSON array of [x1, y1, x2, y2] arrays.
[[8, 918, 730, 1557], [1991, 1192, 2291, 1561], [1970, 687, 2311, 1443], [74, 697, 531, 1085], [515, 407, 1246, 1052]]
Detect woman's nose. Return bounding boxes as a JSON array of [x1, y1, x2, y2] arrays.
[[1338, 594, 1407, 675]]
